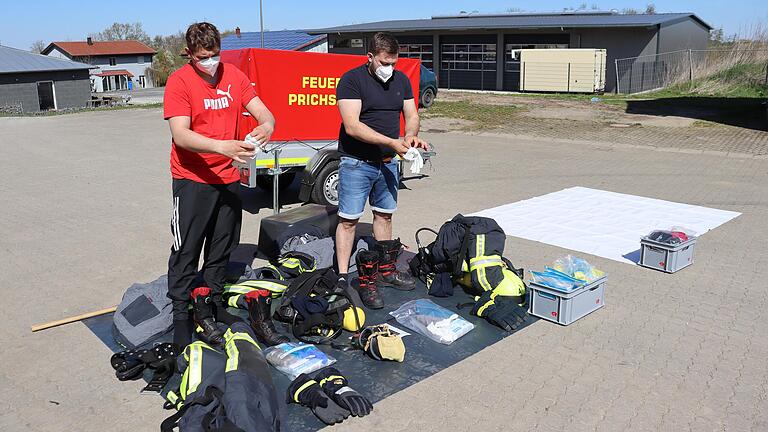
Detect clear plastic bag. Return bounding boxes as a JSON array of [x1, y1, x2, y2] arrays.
[[646, 226, 697, 245], [389, 299, 473, 345], [552, 255, 605, 283], [263, 342, 336, 380], [531, 269, 582, 292]]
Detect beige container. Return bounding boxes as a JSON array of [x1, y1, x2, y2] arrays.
[[519, 49, 606, 93]]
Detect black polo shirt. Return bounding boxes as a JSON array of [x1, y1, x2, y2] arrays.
[[336, 64, 413, 161]]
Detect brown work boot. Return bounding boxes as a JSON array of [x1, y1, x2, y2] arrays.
[[245, 289, 289, 346]]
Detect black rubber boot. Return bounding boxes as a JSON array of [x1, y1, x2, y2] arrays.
[[355, 250, 384, 309], [375, 239, 416, 291], [245, 289, 289, 346], [190, 287, 225, 345]]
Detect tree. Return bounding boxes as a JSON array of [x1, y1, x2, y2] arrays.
[[91, 22, 150, 44], [710, 28, 725, 45], [622, 8, 639, 15], [645, 3, 657, 14], [30, 40, 46, 53]]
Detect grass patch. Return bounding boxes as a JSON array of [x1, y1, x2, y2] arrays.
[[422, 100, 523, 128], [0, 102, 163, 118]]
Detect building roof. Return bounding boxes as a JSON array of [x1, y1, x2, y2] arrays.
[[0, 45, 91, 74], [306, 12, 712, 34], [94, 69, 133, 77], [42, 40, 156, 57], [221, 30, 326, 51]]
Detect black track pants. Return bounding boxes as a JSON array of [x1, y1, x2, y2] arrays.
[[167, 179, 242, 320]]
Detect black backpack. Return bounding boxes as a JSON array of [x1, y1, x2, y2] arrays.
[[273, 268, 359, 345]]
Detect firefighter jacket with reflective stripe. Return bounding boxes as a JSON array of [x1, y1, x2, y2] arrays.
[[163, 321, 283, 432]]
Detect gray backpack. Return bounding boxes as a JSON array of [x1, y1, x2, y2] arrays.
[[112, 275, 173, 349]]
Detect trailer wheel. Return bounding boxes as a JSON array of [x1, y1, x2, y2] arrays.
[[311, 160, 340, 206], [255, 173, 296, 192]]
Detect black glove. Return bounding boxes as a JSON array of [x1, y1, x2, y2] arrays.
[[315, 367, 373, 417], [471, 291, 527, 332], [287, 373, 350, 425]]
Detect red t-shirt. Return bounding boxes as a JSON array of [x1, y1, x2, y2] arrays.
[[163, 63, 257, 184]]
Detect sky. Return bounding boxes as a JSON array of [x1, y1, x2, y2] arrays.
[[1, 0, 766, 50]]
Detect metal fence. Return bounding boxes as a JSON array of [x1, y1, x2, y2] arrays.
[[615, 49, 768, 94]]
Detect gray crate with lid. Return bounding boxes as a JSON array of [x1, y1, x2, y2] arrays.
[[528, 276, 606, 326], [638, 236, 696, 273]]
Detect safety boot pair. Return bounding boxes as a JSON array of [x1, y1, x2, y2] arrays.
[[245, 289, 289, 347], [354, 239, 416, 310]]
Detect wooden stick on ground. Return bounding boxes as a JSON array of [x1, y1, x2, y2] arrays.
[[31, 306, 117, 332]]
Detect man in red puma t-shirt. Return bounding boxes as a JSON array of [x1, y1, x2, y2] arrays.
[[163, 22, 276, 348]]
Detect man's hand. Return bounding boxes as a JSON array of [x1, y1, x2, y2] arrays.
[[389, 138, 411, 157], [217, 140, 256, 164], [248, 124, 274, 149], [403, 135, 429, 150]]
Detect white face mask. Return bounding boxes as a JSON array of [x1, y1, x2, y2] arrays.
[[197, 56, 220, 76], [375, 64, 394, 82]]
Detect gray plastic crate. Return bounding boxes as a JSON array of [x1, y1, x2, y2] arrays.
[[639, 237, 696, 273], [528, 276, 606, 326]]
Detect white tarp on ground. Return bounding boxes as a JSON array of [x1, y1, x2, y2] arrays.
[[471, 187, 741, 265]]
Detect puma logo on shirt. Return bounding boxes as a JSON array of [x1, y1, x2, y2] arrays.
[[217, 84, 233, 101], [204, 84, 233, 110]]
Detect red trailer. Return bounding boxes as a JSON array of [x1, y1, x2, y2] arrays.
[[220, 48, 430, 209]]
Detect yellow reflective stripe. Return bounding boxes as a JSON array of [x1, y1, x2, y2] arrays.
[[279, 258, 301, 268], [224, 331, 261, 372], [238, 280, 288, 292], [224, 285, 251, 294], [184, 344, 203, 397], [476, 291, 498, 316], [293, 380, 317, 403], [225, 337, 239, 372], [227, 333, 260, 347], [469, 257, 504, 270], [473, 235, 494, 292], [475, 234, 485, 258], [255, 157, 311, 168], [318, 375, 345, 387], [477, 267, 493, 292], [228, 295, 241, 308]]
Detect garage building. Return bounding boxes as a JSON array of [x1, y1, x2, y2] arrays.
[[0, 45, 91, 113], [307, 11, 711, 92]]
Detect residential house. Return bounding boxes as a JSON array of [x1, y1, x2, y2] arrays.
[[42, 38, 156, 92]]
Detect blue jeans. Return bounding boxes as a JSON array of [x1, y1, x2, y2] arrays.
[[337, 156, 399, 220]]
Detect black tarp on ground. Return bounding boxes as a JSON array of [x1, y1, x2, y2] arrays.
[[85, 273, 537, 431]]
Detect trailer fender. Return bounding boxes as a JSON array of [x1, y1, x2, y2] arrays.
[[299, 149, 341, 203]]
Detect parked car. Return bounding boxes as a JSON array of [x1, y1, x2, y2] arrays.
[[419, 65, 438, 108]]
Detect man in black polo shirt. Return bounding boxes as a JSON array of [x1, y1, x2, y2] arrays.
[[335, 32, 428, 309]]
